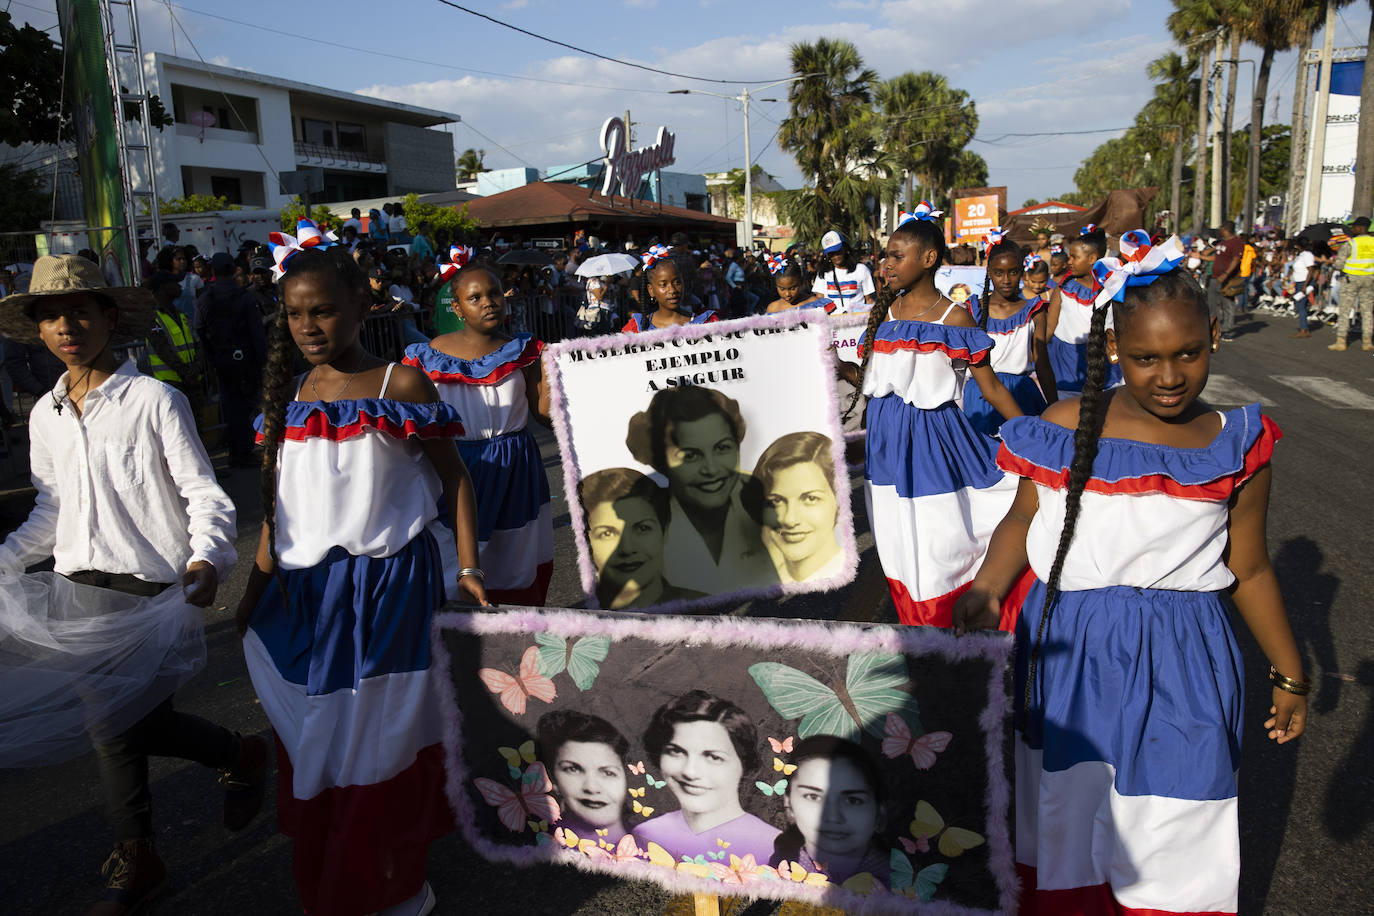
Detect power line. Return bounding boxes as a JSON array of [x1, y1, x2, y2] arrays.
[[431, 0, 789, 85], [974, 126, 1133, 144], [162, 1, 682, 97], [460, 120, 536, 169]]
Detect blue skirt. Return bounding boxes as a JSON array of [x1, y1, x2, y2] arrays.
[[1015, 579, 1243, 799], [457, 428, 551, 540], [962, 372, 1048, 438], [865, 398, 1005, 499], [1047, 336, 1122, 393]]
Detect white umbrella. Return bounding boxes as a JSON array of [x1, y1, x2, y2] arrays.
[[575, 252, 641, 277]]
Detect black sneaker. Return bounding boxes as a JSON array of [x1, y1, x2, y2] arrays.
[[85, 838, 167, 916], [1220, 333, 1238, 342]]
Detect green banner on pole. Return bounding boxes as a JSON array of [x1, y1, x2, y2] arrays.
[[57, 0, 133, 283]]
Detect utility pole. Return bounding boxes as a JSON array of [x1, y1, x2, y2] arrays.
[[1209, 31, 1225, 227], [1287, 23, 1316, 236], [1350, 13, 1374, 219], [1304, 0, 1336, 226]]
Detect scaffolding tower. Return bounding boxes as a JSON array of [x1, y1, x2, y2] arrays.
[[99, 0, 161, 272]]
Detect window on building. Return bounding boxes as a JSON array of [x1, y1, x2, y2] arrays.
[[301, 118, 334, 147], [210, 175, 243, 205], [337, 122, 366, 152]]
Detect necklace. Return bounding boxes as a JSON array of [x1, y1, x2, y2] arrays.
[[894, 290, 948, 322], [310, 364, 362, 401]]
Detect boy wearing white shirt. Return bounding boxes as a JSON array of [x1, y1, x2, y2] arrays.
[[0, 255, 265, 916]]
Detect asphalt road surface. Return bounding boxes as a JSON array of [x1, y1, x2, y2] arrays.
[[1, 308, 1371, 915]]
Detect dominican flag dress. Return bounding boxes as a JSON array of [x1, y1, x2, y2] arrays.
[[621, 309, 718, 333], [998, 403, 1281, 916], [244, 369, 463, 916], [1049, 276, 1122, 392], [964, 296, 1050, 437], [861, 309, 1019, 627], [403, 334, 554, 605]]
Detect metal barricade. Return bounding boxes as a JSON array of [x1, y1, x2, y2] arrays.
[[362, 307, 433, 361]]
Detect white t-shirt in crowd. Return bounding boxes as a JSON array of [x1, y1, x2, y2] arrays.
[[812, 263, 875, 313], [388, 215, 407, 237], [1289, 250, 1316, 284], [341, 217, 363, 234]]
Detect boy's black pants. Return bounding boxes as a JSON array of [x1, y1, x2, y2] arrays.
[[66, 570, 241, 841]]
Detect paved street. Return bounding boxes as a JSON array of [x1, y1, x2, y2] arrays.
[[1, 309, 1372, 915]]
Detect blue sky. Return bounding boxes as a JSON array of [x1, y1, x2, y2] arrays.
[[13, 0, 1372, 205]]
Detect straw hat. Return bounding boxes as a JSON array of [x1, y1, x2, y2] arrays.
[[0, 255, 156, 346]]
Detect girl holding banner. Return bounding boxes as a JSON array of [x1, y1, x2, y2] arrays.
[[623, 252, 719, 332]]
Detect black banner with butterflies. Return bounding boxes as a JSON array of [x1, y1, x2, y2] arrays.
[[432, 608, 1016, 914]]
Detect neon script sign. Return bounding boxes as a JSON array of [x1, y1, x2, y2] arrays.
[[599, 116, 676, 198]]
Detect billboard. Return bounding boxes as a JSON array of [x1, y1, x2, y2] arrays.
[[57, 0, 133, 283], [1314, 61, 1363, 222]]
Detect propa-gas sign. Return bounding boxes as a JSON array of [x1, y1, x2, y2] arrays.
[[599, 116, 676, 199]]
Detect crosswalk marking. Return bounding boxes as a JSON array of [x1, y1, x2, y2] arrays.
[[1271, 376, 1374, 410], [1204, 374, 1275, 406]]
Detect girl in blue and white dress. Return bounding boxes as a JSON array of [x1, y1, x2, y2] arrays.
[[622, 251, 718, 333], [237, 236, 486, 916], [964, 239, 1057, 437], [1046, 228, 1122, 393], [404, 258, 554, 605], [763, 257, 836, 314], [838, 209, 1023, 628], [954, 236, 1307, 916]]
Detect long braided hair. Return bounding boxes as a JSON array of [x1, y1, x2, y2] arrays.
[[257, 247, 368, 596], [842, 219, 946, 422], [1022, 267, 1209, 720]]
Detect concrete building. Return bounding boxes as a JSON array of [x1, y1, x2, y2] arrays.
[[140, 53, 459, 209]]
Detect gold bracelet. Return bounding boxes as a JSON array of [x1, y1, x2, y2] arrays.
[[1269, 666, 1311, 696]]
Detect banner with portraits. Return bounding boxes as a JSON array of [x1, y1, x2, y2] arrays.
[[433, 608, 1015, 914], [544, 311, 857, 613], [934, 266, 987, 306]]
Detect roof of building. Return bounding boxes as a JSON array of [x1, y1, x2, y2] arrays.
[[461, 181, 739, 230], [1007, 200, 1089, 217], [151, 53, 459, 127]]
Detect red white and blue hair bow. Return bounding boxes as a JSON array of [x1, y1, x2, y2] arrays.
[[642, 243, 671, 267], [897, 201, 943, 226], [1050, 243, 1065, 255], [1092, 231, 1185, 307], [436, 245, 475, 283], [766, 253, 786, 275], [1079, 223, 1098, 236], [267, 218, 338, 280], [1023, 252, 1045, 271], [984, 227, 1008, 247]]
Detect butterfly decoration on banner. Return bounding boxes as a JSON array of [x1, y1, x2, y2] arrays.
[[898, 201, 943, 226], [773, 757, 797, 776], [472, 762, 561, 832], [767, 735, 795, 754], [478, 646, 556, 715], [890, 851, 949, 902], [628, 786, 655, 817], [534, 632, 611, 691], [267, 218, 338, 280], [881, 713, 952, 770], [436, 245, 475, 283], [498, 740, 537, 778], [900, 800, 986, 857], [643, 772, 666, 789], [774, 859, 831, 887], [755, 778, 788, 797], [748, 653, 922, 741]]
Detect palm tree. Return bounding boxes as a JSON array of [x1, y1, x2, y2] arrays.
[[456, 147, 487, 181], [1169, 0, 1227, 231], [779, 39, 881, 245], [1147, 51, 1199, 233], [874, 71, 978, 210], [1232, 1, 1327, 228]]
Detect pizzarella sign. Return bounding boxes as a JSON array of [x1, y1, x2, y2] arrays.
[[599, 116, 676, 199]]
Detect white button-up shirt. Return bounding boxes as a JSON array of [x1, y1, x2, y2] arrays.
[[0, 359, 237, 584]]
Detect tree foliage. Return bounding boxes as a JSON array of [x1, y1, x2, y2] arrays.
[[144, 194, 242, 215], [397, 192, 477, 236], [1, 11, 173, 147], [280, 196, 341, 231], [456, 148, 487, 181], [875, 71, 978, 209], [0, 163, 48, 231]]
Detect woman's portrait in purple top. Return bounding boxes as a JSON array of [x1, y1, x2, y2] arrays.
[[769, 736, 892, 885], [537, 709, 631, 843], [631, 690, 780, 862]]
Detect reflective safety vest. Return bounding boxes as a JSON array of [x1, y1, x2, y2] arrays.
[[149, 310, 198, 383], [1344, 234, 1374, 276]]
